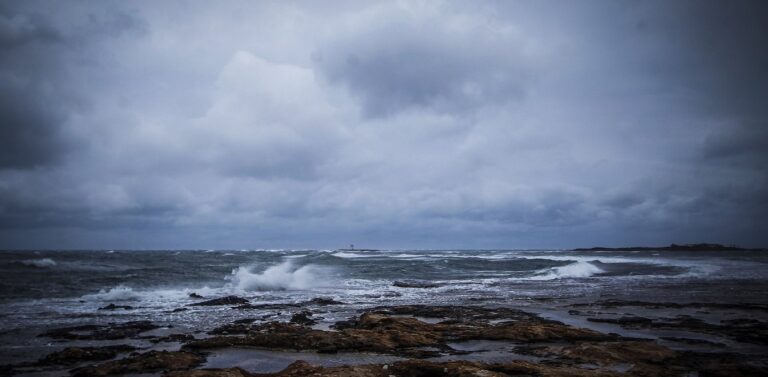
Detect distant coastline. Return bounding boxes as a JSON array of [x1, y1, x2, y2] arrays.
[[572, 243, 766, 252]]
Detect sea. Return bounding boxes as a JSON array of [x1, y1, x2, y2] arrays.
[[1, 248, 767, 367]]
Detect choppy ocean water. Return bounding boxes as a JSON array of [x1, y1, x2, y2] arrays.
[[1, 248, 767, 365]]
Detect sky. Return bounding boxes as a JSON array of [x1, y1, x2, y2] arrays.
[[0, 0, 766, 250]]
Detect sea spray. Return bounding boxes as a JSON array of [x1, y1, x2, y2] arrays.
[[229, 260, 333, 291], [530, 261, 604, 280]]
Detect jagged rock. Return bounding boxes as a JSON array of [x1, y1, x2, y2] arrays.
[[290, 311, 316, 326], [189, 292, 204, 299], [71, 350, 204, 377], [191, 295, 249, 306]]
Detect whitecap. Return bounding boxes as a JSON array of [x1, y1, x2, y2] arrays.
[[21, 258, 57, 268], [529, 261, 604, 280], [229, 261, 332, 291], [332, 252, 372, 259], [82, 285, 142, 301]]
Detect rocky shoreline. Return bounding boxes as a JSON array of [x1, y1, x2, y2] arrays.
[[2, 297, 767, 377]]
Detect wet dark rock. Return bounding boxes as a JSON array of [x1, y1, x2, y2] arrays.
[[330, 318, 358, 330], [372, 304, 542, 322], [190, 295, 249, 306], [37, 345, 137, 365], [171, 308, 188, 313], [189, 292, 204, 299], [289, 311, 316, 326], [71, 350, 204, 377], [98, 303, 134, 311], [39, 321, 159, 340], [209, 322, 253, 335], [660, 336, 726, 347], [306, 297, 345, 306], [392, 280, 442, 288], [233, 318, 258, 324], [588, 314, 768, 345], [185, 310, 610, 358], [150, 333, 196, 343], [233, 303, 301, 310]]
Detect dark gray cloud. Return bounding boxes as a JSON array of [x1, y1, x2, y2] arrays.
[[0, 8, 67, 169], [0, 3, 144, 169], [315, 10, 532, 117], [0, 1, 766, 249]]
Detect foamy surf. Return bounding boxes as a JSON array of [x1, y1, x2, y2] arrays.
[[229, 261, 333, 291], [530, 261, 604, 280]]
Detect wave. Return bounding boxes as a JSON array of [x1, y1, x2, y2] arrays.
[[81, 285, 143, 301], [80, 285, 221, 302], [20, 258, 57, 268], [332, 252, 377, 259], [229, 261, 331, 291], [530, 261, 604, 280]]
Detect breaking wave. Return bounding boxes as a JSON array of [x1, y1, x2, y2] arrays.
[[229, 261, 331, 291], [530, 261, 604, 280], [21, 258, 57, 268], [82, 285, 143, 301]]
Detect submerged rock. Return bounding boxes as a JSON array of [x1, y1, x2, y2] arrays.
[[39, 321, 159, 340], [71, 350, 204, 377], [392, 280, 443, 288], [98, 303, 134, 311], [191, 295, 249, 306]]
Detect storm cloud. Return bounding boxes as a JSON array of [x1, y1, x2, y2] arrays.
[[0, 0, 766, 249]]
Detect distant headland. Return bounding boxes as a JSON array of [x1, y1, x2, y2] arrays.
[[572, 243, 766, 252]]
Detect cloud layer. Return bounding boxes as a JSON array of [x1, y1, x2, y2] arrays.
[[1, 0, 766, 249]]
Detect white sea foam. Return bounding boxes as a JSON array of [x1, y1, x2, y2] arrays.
[[81, 285, 221, 303], [82, 285, 143, 301], [21, 258, 57, 268], [229, 261, 330, 291], [332, 252, 377, 259], [530, 261, 605, 280]]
